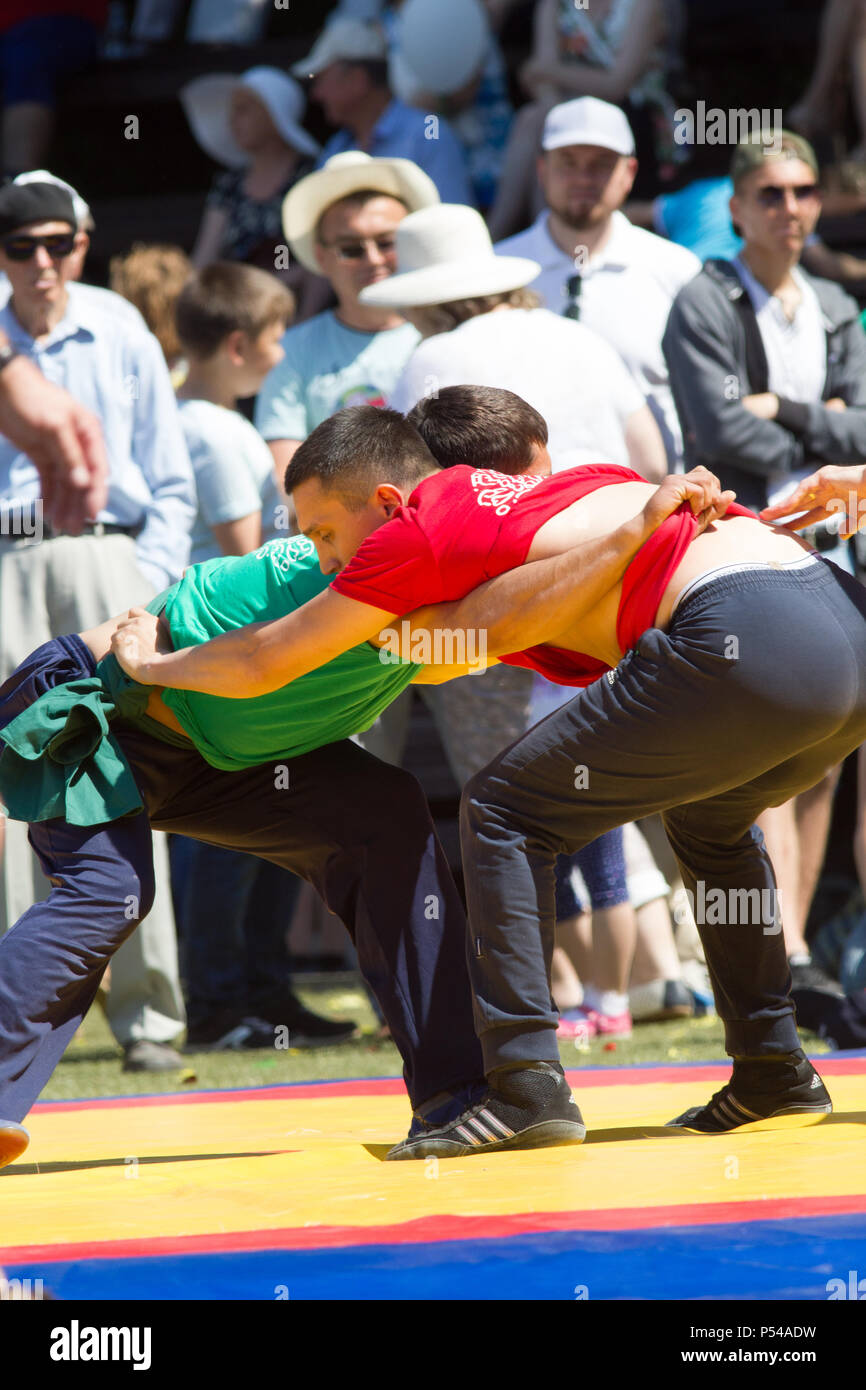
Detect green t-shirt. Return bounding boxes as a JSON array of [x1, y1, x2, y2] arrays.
[[155, 535, 419, 770]]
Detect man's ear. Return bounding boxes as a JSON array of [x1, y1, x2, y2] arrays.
[[374, 483, 406, 517], [620, 155, 638, 197], [74, 230, 90, 256], [224, 328, 247, 365]]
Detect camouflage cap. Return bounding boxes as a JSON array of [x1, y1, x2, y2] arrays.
[[730, 130, 819, 187]]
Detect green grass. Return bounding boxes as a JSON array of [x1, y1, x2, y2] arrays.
[[40, 982, 831, 1103]]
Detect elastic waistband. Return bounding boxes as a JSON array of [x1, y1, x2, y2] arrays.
[[671, 553, 836, 623]]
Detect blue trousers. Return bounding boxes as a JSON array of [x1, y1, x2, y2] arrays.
[[0, 636, 483, 1119], [169, 836, 302, 1028], [461, 561, 866, 1074]]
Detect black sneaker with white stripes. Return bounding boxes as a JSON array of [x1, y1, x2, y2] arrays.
[[385, 1061, 586, 1160], [666, 1049, 832, 1133]]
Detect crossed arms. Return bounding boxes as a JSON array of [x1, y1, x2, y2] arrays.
[[111, 469, 732, 697]]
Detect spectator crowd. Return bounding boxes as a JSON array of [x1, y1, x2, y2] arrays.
[[2, 0, 866, 1064]]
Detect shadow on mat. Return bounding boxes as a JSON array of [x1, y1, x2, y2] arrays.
[[362, 1112, 866, 1159], [1, 1149, 298, 1176]]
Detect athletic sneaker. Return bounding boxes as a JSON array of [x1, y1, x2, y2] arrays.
[[556, 1007, 597, 1041], [0, 1119, 29, 1171], [185, 1012, 280, 1051], [385, 1061, 586, 1160], [250, 989, 358, 1046], [788, 956, 845, 997], [583, 1006, 633, 1038], [629, 978, 694, 1023], [406, 1080, 490, 1140], [666, 1049, 832, 1133], [186, 997, 357, 1051]]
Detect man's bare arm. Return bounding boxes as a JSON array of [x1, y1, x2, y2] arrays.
[[111, 586, 399, 695], [111, 468, 731, 695]]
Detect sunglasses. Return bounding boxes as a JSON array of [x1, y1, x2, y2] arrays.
[[0, 231, 76, 262], [321, 235, 397, 262], [755, 184, 820, 208]]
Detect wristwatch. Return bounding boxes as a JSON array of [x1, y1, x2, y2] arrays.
[[0, 343, 21, 373]]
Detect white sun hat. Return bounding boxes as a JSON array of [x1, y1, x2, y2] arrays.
[[358, 204, 541, 308], [282, 151, 440, 274], [180, 66, 321, 169], [291, 17, 387, 79], [389, 0, 489, 102]]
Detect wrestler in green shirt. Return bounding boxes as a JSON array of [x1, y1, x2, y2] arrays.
[[0, 535, 421, 826]]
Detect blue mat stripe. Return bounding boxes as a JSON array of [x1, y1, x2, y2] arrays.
[[6, 1212, 866, 1301]]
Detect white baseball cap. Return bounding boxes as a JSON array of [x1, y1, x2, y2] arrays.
[[542, 97, 635, 156], [359, 204, 540, 308], [282, 151, 440, 274], [291, 18, 387, 79], [180, 67, 320, 169]]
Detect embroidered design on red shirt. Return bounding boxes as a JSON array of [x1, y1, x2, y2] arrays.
[[469, 470, 546, 516]]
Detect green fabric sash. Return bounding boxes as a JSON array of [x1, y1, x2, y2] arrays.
[[0, 655, 151, 827]]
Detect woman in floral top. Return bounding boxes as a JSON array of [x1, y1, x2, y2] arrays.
[[183, 68, 319, 282], [488, 0, 685, 238]]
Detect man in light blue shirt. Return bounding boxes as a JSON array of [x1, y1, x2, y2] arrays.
[[0, 179, 194, 1073], [255, 152, 433, 482], [0, 208, 194, 591], [292, 17, 474, 207]]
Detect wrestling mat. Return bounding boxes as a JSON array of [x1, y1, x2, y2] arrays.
[[2, 1055, 865, 1300]]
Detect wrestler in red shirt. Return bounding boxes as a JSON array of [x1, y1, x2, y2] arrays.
[[108, 407, 788, 701]]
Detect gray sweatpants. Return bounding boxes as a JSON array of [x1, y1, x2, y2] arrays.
[[0, 533, 184, 1046], [460, 559, 866, 1074]]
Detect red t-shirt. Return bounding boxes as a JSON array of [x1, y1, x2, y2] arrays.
[[331, 464, 755, 686]]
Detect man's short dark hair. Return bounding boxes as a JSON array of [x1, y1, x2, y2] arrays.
[[175, 261, 294, 360], [284, 405, 439, 510], [407, 386, 549, 475]]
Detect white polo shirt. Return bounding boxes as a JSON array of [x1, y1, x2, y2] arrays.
[[496, 210, 701, 467], [388, 307, 646, 471]]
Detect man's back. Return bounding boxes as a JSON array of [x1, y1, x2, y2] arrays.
[[388, 307, 645, 469]]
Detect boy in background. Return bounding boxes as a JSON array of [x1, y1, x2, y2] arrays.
[[173, 262, 357, 1049]]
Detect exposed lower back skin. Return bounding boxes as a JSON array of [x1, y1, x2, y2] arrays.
[[528, 483, 815, 666]]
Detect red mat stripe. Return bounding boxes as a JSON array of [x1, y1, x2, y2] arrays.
[[33, 1056, 864, 1112], [5, 1192, 866, 1264]]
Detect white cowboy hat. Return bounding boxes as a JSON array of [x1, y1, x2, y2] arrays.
[[291, 17, 387, 79], [180, 67, 320, 169], [282, 151, 440, 274], [358, 204, 541, 308], [389, 0, 489, 103]]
